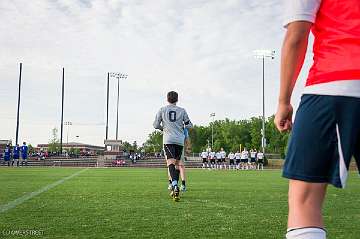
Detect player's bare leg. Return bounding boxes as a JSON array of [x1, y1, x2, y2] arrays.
[[178, 161, 186, 192], [167, 169, 172, 190], [286, 180, 327, 238]]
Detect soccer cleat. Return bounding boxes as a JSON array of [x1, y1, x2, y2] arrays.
[[173, 186, 180, 202], [180, 185, 186, 192]]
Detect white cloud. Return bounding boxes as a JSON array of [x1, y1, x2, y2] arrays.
[[0, 0, 312, 146]]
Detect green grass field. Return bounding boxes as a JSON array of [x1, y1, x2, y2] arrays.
[[0, 168, 359, 239]]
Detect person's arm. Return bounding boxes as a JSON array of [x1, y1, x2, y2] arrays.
[[275, 21, 312, 132], [183, 110, 193, 129], [153, 109, 163, 131]]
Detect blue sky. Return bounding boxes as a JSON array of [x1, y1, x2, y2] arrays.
[[0, 0, 314, 146]]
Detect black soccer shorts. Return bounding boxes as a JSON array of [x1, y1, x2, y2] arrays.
[[163, 144, 183, 160]]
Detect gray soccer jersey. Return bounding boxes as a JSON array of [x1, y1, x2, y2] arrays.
[[153, 104, 193, 146]]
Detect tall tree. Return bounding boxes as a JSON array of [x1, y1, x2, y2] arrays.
[[142, 115, 290, 158], [48, 127, 60, 153], [142, 131, 163, 153]]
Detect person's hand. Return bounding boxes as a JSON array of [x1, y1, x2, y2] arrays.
[[274, 103, 293, 132]]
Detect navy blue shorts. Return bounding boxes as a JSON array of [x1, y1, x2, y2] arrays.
[[283, 94, 360, 188]]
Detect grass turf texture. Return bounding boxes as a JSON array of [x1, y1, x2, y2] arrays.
[[0, 168, 359, 239]]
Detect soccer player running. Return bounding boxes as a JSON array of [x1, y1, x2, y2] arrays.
[[178, 127, 189, 192], [167, 128, 189, 192], [154, 91, 193, 202], [275, 1, 360, 238]]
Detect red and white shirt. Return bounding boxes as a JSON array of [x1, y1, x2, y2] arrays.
[[284, 0, 360, 98]]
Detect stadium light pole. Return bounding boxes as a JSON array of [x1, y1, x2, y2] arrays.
[[105, 73, 110, 141], [210, 112, 215, 150], [109, 72, 128, 140], [15, 63, 23, 145], [253, 49, 275, 155], [64, 121, 72, 144], [60, 67, 65, 155]]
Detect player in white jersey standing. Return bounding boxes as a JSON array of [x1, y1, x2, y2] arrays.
[[250, 149, 257, 170], [209, 151, 216, 169], [153, 91, 193, 202], [241, 149, 249, 170], [234, 151, 241, 170], [201, 150, 209, 169], [228, 152, 235, 170], [220, 148, 226, 170], [256, 152, 264, 170], [215, 151, 222, 170]]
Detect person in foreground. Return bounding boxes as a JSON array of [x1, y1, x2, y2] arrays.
[[154, 91, 193, 202], [275, 0, 360, 238]]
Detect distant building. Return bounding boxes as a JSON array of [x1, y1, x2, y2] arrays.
[[37, 142, 104, 155]]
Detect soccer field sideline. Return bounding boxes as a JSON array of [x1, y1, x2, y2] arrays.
[[0, 168, 359, 239]]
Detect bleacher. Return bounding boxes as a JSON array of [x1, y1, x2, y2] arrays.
[[126, 157, 202, 168], [1, 155, 357, 170], [0, 158, 98, 167]]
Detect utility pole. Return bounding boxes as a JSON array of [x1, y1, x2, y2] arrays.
[[210, 113, 215, 150], [15, 63, 22, 145], [105, 73, 110, 140], [253, 49, 275, 154], [60, 67, 65, 155], [109, 72, 128, 141]]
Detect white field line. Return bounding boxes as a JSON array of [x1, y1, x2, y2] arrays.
[[0, 168, 89, 214]]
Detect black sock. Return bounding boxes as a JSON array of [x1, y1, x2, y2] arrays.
[[182, 180, 186, 187], [168, 180, 172, 184], [168, 164, 176, 183], [174, 169, 180, 183]]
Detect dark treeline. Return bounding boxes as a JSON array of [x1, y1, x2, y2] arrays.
[[142, 115, 290, 158]]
